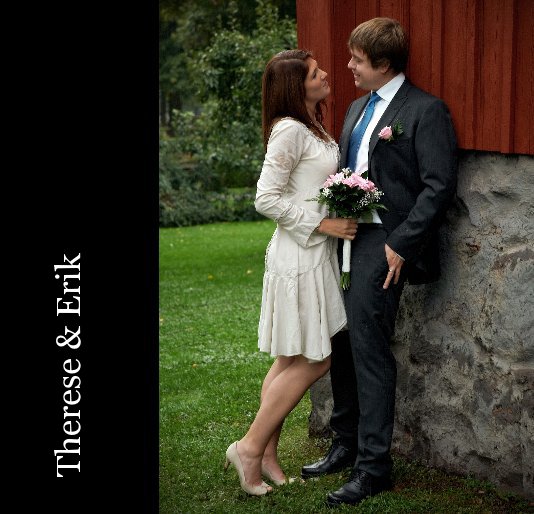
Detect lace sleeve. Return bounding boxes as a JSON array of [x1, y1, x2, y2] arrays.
[[255, 119, 327, 248]]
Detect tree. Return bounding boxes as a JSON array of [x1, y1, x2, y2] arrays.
[[159, 0, 295, 124], [176, 1, 295, 186], [159, 0, 296, 226]]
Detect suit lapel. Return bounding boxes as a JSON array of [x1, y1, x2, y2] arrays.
[[368, 80, 411, 158]]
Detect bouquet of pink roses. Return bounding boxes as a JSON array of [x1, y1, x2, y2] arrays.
[[311, 168, 386, 290]]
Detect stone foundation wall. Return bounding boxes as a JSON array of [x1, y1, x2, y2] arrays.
[[309, 151, 534, 499]]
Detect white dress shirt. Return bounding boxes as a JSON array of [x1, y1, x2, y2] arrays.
[[354, 73, 405, 223]]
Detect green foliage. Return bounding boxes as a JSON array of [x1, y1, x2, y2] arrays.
[[160, 222, 533, 513], [195, 1, 295, 110], [159, 133, 264, 227], [171, 0, 296, 189], [159, 0, 297, 226], [171, 101, 265, 188], [160, 0, 296, 112], [159, 186, 263, 228], [160, 0, 296, 197]]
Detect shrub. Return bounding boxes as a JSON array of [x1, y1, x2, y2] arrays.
[[165, 0, 296, 190], [159, 0, 296, 226], [160, 133, 265, 227], [159, 186, 264, 227]]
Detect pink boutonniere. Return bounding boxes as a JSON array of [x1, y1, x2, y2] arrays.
[[378, 120, 403, 142]]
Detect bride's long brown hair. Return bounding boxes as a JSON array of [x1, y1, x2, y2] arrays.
[[261, 49, 328, 150]]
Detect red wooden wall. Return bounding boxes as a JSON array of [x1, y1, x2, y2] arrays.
[[296, 0, 534, 155]]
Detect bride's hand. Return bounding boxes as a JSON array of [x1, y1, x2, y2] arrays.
[[316, 218, 357, 239]]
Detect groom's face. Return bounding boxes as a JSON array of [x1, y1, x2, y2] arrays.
[[348, 48, 385, 92]]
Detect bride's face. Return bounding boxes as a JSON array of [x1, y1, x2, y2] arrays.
[[304, 57, 330, 107]]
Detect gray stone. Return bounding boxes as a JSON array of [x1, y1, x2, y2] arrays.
[[308, 373, 333, 438], [309, 151, 534, 499]]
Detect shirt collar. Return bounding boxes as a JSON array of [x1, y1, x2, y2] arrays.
[[375, 72, 405, 103]]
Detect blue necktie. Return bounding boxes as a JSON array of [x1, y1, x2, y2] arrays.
[[347, 91, 381, 171]]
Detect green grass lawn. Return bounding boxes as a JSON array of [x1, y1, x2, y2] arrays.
[[159, 221, 532, 513]]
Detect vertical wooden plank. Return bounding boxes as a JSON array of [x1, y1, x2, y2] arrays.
[[407, 0, 433, 91], [296, 0, 334, 133], [332, 0, 358, 140], [378, 0, 410, 26], [430, 0, 443, 97], [440, 0, 470, 148], [513, 0, 534, 154], [296, 0, 333, 78], [479, 0, 503, 151], [499, 0, 516, 153], [461, 0, 480, 149], [361, 0, 381, 22]]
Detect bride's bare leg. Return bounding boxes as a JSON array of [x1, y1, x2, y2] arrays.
[[262, 426, 284, 482], [260, 357, 293, 482], [237, 355, 331, 487]]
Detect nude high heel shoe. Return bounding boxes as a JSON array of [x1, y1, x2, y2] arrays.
[[261, 465, 287, 486], [224, 442, 272, 496]]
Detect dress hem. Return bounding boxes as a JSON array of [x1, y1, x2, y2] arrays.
[[258, 317, 347, 363]]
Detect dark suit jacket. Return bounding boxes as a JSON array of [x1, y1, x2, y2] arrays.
[[339, 79, 458, 284]]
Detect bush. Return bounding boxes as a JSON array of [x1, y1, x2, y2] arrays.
[[159, 0, 296, 226], [160, 134, 265, 227], [165, 0, 296, 190], [159, 186, 264, 227]]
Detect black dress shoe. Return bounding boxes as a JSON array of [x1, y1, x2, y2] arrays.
[[326, 469, 392, 507], [301, 440, 356, 479]]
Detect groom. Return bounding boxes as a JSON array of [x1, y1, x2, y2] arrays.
[[301, 18, 458, 506]]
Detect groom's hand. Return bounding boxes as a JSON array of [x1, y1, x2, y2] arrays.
[[317, 218, 358, 239], [383, 244, 404, 289]]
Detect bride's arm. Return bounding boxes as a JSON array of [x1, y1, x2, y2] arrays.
[[255, 120, 327, 248]]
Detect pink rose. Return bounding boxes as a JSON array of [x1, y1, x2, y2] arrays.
[[342, 173, 376, 191], [323, 172, 345, 187], [360, 179, 376, 192], [378, 126, 393, 140], [342, 173, 365, 188]]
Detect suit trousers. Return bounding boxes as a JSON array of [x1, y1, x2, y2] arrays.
[[330, 224, 406, 478]]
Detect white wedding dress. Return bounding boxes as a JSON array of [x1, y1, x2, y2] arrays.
[[255, 118, 347, 362]]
